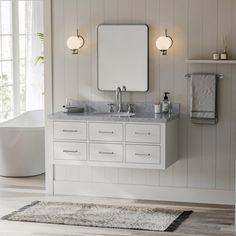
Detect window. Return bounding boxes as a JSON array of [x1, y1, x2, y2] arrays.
[[0, 0, 43, 122]]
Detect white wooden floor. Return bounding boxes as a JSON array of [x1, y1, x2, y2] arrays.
[[0, 190, 234, 236]]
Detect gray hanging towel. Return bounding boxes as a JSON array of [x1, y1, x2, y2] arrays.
[[190, 74, 217, 124]]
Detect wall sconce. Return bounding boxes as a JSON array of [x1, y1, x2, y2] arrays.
[[156, 29, 173, 55], [67, 29, 84, 54]]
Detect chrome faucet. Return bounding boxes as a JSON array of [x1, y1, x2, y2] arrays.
[[116, 87, 122, 112], [116, 86, 126, 113]]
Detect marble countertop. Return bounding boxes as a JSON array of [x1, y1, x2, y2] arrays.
[[49, 111, 179, 123]]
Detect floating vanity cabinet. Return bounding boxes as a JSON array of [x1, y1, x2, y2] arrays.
[[50, 114, 179, 170], [47, 111, 179, 195]]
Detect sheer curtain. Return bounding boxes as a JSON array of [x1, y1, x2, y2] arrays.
[[25, 0, 44, 111]]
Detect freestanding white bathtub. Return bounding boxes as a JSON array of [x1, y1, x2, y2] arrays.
[[0, 110, 45, 177]]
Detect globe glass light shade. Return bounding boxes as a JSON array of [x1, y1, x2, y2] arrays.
[[67, 35, 84, 50], [156, 36, 173, 54]]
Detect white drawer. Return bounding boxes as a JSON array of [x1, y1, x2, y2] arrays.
[[54, 142, 87, 161], [89, 123, 123, 142], [89, 143, 123, 162], [125, 124, 161, 143], [54, 122, 87, 140], [126, 145, 161, 164]]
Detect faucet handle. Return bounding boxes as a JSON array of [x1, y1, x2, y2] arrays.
[[128, 104, 135, 113], [107, 103, 115, 113]]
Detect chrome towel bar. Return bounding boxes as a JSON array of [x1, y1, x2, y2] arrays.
[[185, 73, 224, 79]]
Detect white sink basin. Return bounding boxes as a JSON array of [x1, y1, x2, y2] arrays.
[[90, 112, 135, 117], [111, 112, 135, 117]]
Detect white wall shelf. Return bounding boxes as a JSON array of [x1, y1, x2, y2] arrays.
[[186, 59, 236, 64]]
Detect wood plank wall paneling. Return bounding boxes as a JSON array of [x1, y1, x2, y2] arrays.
[[52, 0, 65, 112], [51, 0, 236, 200], [216, 0, 233, 190], [64, 0, 77, 100], [201, 0, 217, 189], [77, 0, 91, 101], [231, 0, 236, 194], [187, 0, 203, 189], [157, 10, 173, 197], [172, 0, 188, 187]]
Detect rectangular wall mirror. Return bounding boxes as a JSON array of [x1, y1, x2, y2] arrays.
[[97, 24, 148, 92]]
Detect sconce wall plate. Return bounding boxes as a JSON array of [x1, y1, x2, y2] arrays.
[[156, 29, 173, 55]]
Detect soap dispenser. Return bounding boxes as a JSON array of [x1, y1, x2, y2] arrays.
[[161, 92, 171, 113]]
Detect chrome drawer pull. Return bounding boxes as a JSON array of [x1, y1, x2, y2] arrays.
[[62, 129, 78, 133], [99, 151, 114, 155], [63, 150, 78, 153], [135, 132, 151, 135], [98, 131, 114, 134], [135, 153, 151, 157]]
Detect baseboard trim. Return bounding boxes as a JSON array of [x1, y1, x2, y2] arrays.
[[0, 186, 45, 194], [54, 181, 234, 205]]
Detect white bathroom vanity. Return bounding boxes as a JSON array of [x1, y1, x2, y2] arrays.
[[47, 103, 179, 195]]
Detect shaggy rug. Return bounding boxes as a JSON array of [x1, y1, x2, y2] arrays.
[[2, 201, 192, 232]]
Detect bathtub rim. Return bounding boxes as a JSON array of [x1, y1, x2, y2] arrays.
[[0, 109, 44, 128]]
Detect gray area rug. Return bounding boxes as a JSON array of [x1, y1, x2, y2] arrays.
[[2, 201, 192, 232]]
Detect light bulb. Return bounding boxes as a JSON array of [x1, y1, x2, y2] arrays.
[[156, 36, 173, 55], [67, 35, 84, 54]]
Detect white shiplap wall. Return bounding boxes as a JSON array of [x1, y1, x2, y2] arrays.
[[50, 0, 236, 204]]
